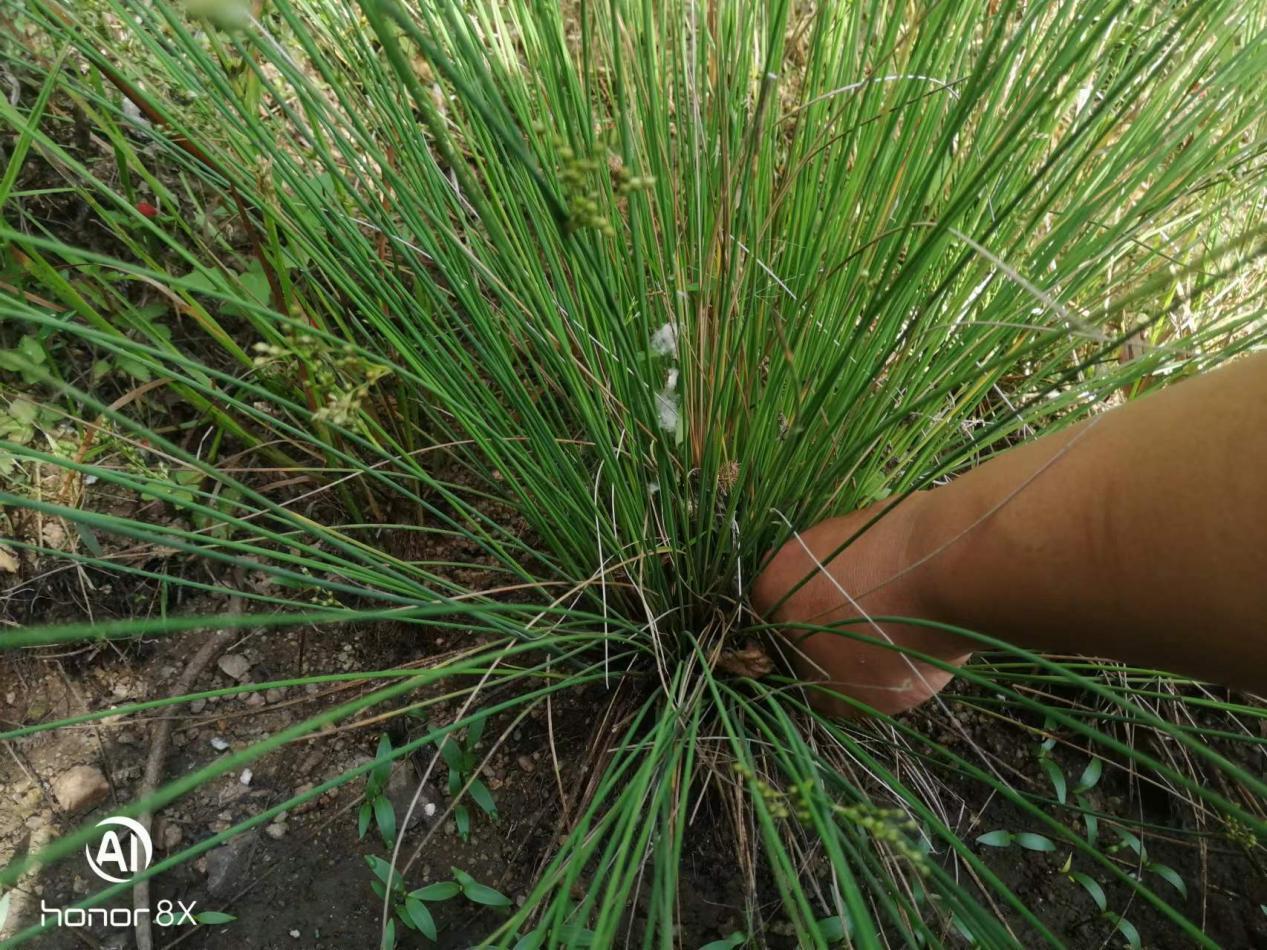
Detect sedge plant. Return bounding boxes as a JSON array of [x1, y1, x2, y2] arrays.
[[2, 0, 1267, 945]]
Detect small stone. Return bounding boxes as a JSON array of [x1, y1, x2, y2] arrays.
[[210, 737, 230, 751], [239, 768, 253, 786], [217, 654, 252, 681], [516, 755, 536, 773], [266, 822, 288, 839], [205, 834, 255, 898], [289, 930, 300, 939], [385, 766, 440, 830], [245, 692, 265, 707], [189, 699, 206, 713], [163, 823, 183, 849], [52, 765, 109, 814], [264, 688, 285, 704]]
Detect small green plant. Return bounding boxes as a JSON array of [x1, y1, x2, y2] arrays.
[[1106, 828, 1189, 899], [366, 857, 509, 947], [437, 718, 497, 842], [1072, 756, 1105, 844], [975, 828, 1057, 852], [359, 733, 398, 847]]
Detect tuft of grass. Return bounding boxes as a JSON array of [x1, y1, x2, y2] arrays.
[[2, 0, 1267, 945]]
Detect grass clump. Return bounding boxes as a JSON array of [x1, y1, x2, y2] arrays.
[[2, 0, 1267, 945]]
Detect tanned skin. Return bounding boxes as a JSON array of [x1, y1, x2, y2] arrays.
[[752, 351, 1267, 717]]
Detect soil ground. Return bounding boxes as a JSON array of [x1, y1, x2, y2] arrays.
[[2, 583, 1265, 947]]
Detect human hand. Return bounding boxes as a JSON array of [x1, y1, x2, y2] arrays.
[[751, 493, 973, 718]]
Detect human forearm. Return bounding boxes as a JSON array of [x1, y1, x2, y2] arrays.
[[915, 351, 1267, 689]]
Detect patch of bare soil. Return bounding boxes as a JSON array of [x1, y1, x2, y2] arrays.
[[0, 599, 764, 949], [5, 615, 1265, 949]]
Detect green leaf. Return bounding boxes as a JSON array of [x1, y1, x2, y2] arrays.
[[439, 736, 464, 772], [1112, 915, 1141, 950], [180, 267, 222, 295], [557, 924, 595, 946], [468, 779, 497, 818], [699, 933, 746, 950], [461, 880, 512, 908], [73, 521, 103, 557], [975, 830, 1013, 848], [1069, 872, 1107, 912], [17, 335, 46, 365], [455, 805, 470, 841], [358, 801, 372, 839], [365, 854, 395, 886], [1040, 758, 1067, 805], [9, 397, 38, 425], [0, 891, 11, 931], [116, 353, 153, 382], [816, 915, 849, 942], [513, 932, 544, 950], [194, 911, 237, 925], [1014, 833, 1057, 852], [373, 734, 394, 785], [1149, 862, 1187, 899], [1114, 829, 1144, 856], [950, 915, 977, 946], [404, 896, 436, 940], [410, 881, 460, 902], [1082, 806, 1099, 846], [375, 793, 397, 846], [381, 916, 396, 950], [1075, 757, 1103, 792]]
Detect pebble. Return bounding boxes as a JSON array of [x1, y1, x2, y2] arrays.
[[385, 767, 438, 830], [239, 769, 253, 786], [245, 692, 265, 707], [205, 834, 255, 898], [52, 765, 110, 814], [163, 823, 183, 849], [264, 687, 285, 704], [265, 822, 288, 839], [289, 931, 300, 939], [516, 755, 536, 773], [217, 654, 252, 681], [211, 737, 230, 752], [189, 698, 206, 713]]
